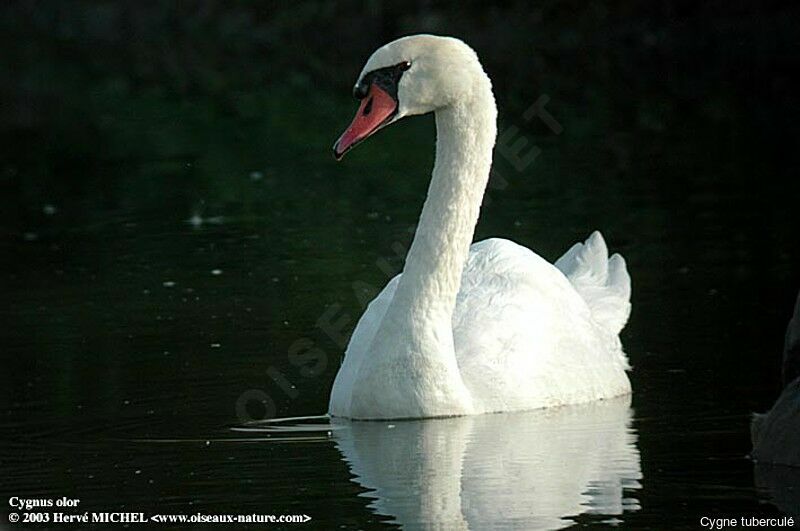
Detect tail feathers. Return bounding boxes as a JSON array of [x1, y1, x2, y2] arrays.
[[555, 231, 631, 336]]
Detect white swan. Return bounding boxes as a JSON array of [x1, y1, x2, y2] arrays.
[[329, 35, 632, 420]]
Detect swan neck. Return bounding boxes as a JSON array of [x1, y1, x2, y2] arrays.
[[390, 87, 497, 322]]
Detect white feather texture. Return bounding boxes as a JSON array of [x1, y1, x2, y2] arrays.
[[329, 35, 632, 419]]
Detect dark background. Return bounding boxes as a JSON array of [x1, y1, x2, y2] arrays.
[[1, 1, 799, 528]]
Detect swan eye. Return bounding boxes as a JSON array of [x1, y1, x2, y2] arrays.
[[353, 81, 369, 99], [353, 62, 410, 101]]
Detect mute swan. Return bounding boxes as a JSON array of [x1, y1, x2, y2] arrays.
[[751, 290, 800, 467], [329, 35, 632, 420]]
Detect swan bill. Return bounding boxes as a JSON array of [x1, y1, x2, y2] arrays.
[[333, 84, 398, 160]]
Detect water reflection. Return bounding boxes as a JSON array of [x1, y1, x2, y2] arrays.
[[332, 396, 641, 530]]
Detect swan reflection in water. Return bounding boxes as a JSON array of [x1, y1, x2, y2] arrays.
[[332, 395, 642, 530]]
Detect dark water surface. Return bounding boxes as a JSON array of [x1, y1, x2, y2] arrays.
[[2, 71, 800, 530]]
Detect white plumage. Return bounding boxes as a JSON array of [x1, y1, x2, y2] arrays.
[[329, 35, 632, 419]]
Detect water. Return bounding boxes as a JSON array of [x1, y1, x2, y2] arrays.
[[230, 400, 641, 530], [2, 16, 800, 527]]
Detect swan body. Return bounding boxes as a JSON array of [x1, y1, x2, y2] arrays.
[[329, 35, 632, 419], [752, 290, 800, 467]]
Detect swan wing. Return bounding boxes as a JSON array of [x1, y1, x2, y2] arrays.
[[555, 231, 631, 336], [453, 238, 630, 412], [332, 234, 632, 416], [328, 275, 400, 415]]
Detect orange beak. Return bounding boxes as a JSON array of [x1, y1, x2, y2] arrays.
[[333, 84, 398, 160]]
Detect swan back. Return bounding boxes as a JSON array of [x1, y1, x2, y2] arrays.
[[555, 231, 632, 337]]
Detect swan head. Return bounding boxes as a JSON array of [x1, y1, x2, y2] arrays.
[[333, 34, 486, 160]]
